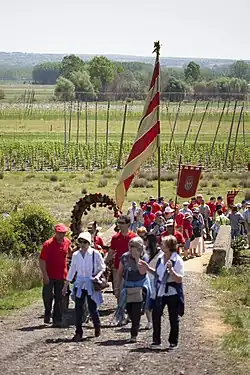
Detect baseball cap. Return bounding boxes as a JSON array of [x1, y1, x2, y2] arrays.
[[165, 207, 174, 213], [132, 201, 137, 206], [55, 223, 68, 233], [193, 207, 200, 213], [155, 211, 163, 217], [183, 202, 189, 206], [78, 232, 92, 243]]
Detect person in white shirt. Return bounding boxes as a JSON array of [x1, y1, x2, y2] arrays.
[[62, 232, 106, 342], [243, 203, 250, 248], [127, 201, 143, 232], [139, 235, 184, 350]]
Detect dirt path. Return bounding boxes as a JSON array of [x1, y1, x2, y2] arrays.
[[0, 243, 244, 375]]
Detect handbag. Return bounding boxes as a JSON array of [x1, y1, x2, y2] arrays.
[[126, 287, 143, 303], [92, 252, 109, 291]]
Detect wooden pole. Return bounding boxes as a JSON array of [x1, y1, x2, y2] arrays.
[[117, 102, 128, 170], [76, 98, 80, 146], [210, 101, 227, 155], [193, 101, 209, 147], [173, 154, 182, 232], [85, 100, 88, 145], [169, 101, 181, 149], [231, 104, 244, 171], [105, 99, 110, 167], [63, 101, 67, 158], [68, 100, 72, 143], [153, 41, 161, 200], [182, 99, 198, 148], [242, 107, 246, 146], [94, 99, 98, 163], [225, 100, 237, 166]]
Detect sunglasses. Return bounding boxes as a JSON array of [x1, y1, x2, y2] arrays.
[[78, 239, 89, 244]]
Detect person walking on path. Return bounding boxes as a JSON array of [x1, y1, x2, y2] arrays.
[[243, 202, 250, 248], [115, 237, 152, 343], [106, 215, 137, 303], [62, 231, 106, 342], [139, 235, 184, 350], [228, 206, 245, 240], [39, 223, 72, 327]]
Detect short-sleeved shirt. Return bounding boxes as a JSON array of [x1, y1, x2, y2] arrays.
[[207, 201, 216, 218], [110, 231, 137, 269], [157, 252, 184, 297], [183, 219, 193, 239], [143, 212, 155, 228], [120, 252, 148, 282], [228, 212, 244, 230], [40, 236, 71, 280], [161, 230, 185, 245], [175, 212, 185, 228]]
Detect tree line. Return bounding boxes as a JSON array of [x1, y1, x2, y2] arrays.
[[1, 55, 250, 101]]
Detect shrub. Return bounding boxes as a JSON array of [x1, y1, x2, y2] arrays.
[[0, 89, 5, 100], [84, 171, 92, 180], [245, 190, 250, 201], [0, 172, 4, 179], [0, 218, 20, 256], [161, 171, 177, 181], [98, 178, 108, 188], [101, 167, 114, 179], [200, 181, 208, 188], [239, 178, 250, 188], [25, 173, 36, 179], [49, 174, 58, 182], [132, 178, 153, 188], [211, 181, 220, 188], [81, 186, 88, 194]]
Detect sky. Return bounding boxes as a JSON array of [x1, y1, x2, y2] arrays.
[[0, 0, 249, 60]]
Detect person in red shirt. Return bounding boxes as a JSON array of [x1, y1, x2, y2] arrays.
[[147, 197, 162, 214], [143, 205, 155, 231], [161, 219, 185, 253], [183, 213, 193, 260], [188, 197, 198, 211], [106, 215, 136, 302], [39, 223, 72, 326], [87, 221, 106, 255], [216, 196, 227, 214], [174, 205, 185, 233]]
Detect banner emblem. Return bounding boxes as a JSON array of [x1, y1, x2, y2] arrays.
[[184, 176, 193, 191]]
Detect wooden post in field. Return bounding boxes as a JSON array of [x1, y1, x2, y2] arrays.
[[210, 101, 227, 155], [117, 102, 128, 169], [224, 100, 237, 167], [182, 99, 197, 148], [85, 100, 88, 144], [105, 99, 110, 167], [193, 101, 209, 148], [242, 107, 245, 146], [68, 100, 73, 143], [169, 100, 181, 149], [231, 104, 244, 171], [63, 101, 67, 159], [76, 99, 80, 146], [94, 99, 98, 163]]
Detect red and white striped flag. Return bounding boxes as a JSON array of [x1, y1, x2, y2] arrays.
[[115, 56, 160, 209]]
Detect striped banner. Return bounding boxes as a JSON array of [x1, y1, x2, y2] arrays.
[[115, 58, 160, 209]]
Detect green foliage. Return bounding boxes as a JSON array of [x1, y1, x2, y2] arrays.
[[229, 60, 250, 81], [32, 62, 62, 84], [0, 88, 5, 100], [54, 76, 75, 101], [184, 61, 201, 83], [61, 55, 85, 80], [163, 77, 188, 101], [0, 204, 55, 256], [69, 70, 96, 100], [89, 56, 115, 92]]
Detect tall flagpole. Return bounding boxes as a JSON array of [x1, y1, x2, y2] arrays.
[[153, 41, 161, 200]]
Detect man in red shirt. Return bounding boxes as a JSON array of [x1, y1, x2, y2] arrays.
[[39, 223, 71, 326], [183, 213, 193, 260], [161, 219, 185, 253], [143, 205, 155, 231], [174, 205, 185, 233], [147, 197, 162, 214], [106, 215, 136, 302]]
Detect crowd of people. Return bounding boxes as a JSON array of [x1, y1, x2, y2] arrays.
[[38, 193, 249, 349]]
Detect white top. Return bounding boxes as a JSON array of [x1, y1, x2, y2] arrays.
[[66, 247, 106, 282], [157, 252, 184, 297]]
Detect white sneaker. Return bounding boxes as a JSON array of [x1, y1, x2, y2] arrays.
[[145, 322, 153, 330]]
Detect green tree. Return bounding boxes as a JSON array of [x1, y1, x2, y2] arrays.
[[229, 60, 250, 81], [89, 56, 115, 92], [54, 76, 75, 101], [163, 77, 188, 101], [69, 70, 96, 100], [61, 55, 85, 80], [32, 62, 61, 84], [184, 61, 200, 83]]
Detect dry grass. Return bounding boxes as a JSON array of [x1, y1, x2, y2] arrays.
[[132, 178, 153, 188]]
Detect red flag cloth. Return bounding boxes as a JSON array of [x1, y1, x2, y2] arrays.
[[227, 190, 239, 206], [248, 163, 250, 171], [177, 166, 202, 198], [115, 56, 160, 209]]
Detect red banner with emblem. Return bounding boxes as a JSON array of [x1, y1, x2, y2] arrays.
[[227, 190, 239, 207], [177, 166, 202, 198]]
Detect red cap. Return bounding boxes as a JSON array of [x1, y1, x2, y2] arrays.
[[55, 223, 68, 233]]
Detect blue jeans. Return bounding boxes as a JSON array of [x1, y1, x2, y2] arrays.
[[231, 228, 240, 240], [74, 289, 100, 336]]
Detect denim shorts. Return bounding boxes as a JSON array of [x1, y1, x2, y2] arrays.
[[184, 239, 190, 250]]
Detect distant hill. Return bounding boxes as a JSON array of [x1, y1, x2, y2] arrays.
[[0, 51, 247, 69]]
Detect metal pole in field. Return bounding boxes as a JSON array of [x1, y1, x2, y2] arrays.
[[169, 100, 181, 149], [105, 99, 110, 167], [76, 98, 80, 146], [94, 99, 98, 163], [242, 107, 246, 146], [210, 101, 227, 155], [231, 104, 244, 171], [85, 100, 88, 144], [153, 41, 161, 200], [117, 102, 128, 170], [193, 101, 209, 148], [224, 100, 237, 167], [182, 99, 198, 148], [63, 101, 67, 157]]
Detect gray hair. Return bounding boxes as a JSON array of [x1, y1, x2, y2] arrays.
[[129, 236, 144, 251]]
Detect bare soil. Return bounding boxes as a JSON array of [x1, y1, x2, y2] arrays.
[[0, 255, 245, 375]]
